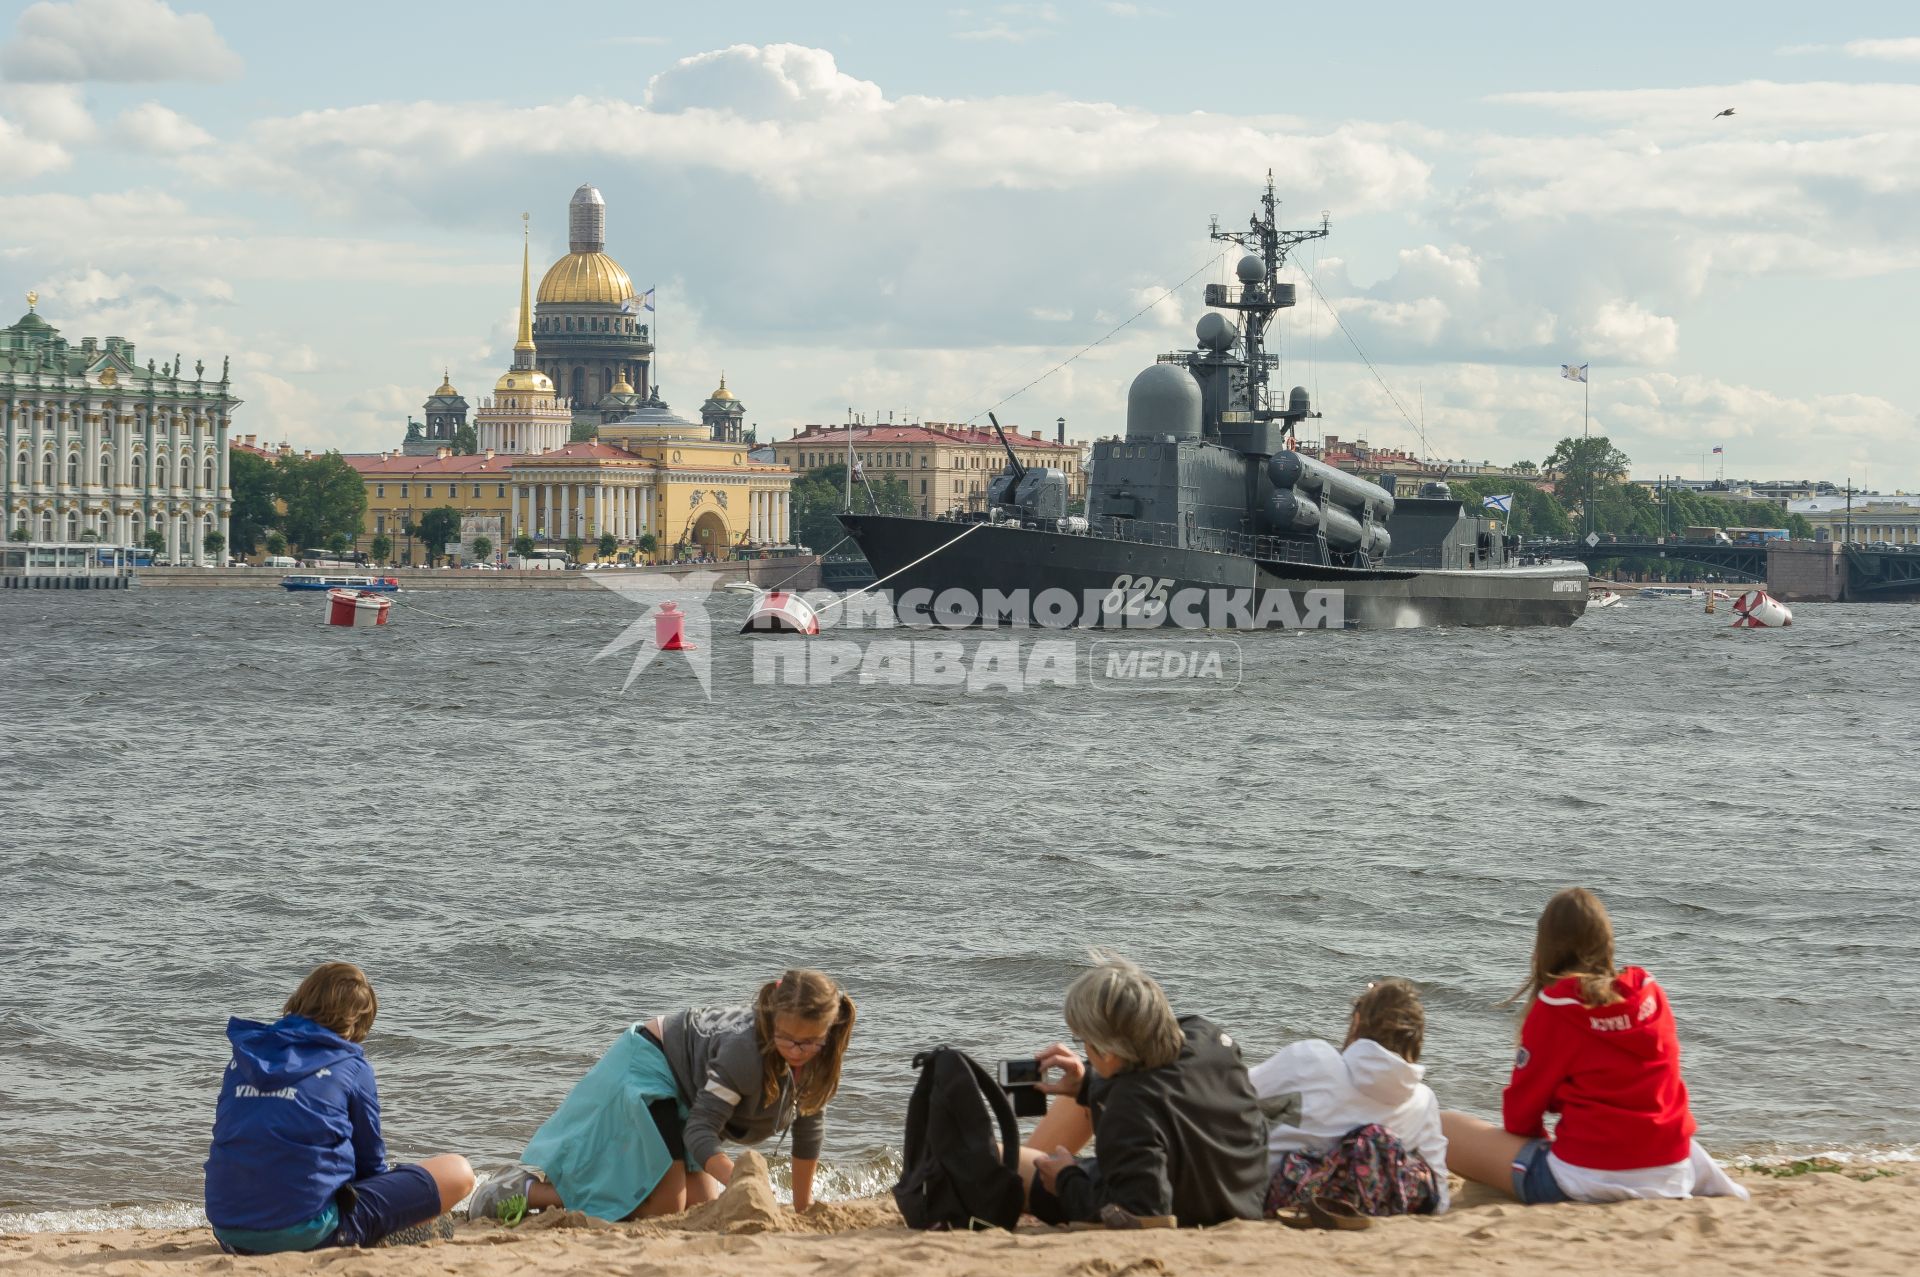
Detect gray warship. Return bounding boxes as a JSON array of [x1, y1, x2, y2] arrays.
[[840, 181, 1588, 629]]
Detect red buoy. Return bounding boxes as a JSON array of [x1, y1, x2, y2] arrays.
[[655, 601, 694, 650]]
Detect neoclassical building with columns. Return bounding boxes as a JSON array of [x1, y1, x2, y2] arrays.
[[2, 293, 238, 561]]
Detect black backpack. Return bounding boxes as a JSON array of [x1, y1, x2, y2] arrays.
[[891, 1047, 1025, 1231]]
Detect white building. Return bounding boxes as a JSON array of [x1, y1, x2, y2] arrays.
[[1, 293, 238, 563], [1788, 493, 1920, 546], [474, 226, 571, 456]]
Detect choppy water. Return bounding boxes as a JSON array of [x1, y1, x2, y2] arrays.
[[3, 585, 1917, 1230]]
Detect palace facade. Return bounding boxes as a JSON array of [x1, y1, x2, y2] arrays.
[[772, 421, 1088, 517], [1, 293, 238, 562]]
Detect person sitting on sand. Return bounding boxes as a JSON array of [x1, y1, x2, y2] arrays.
[[202, 962, 476, 1254], [1249, 977, 1450, 1217], [469, 968, 855, 1224], [1018, 950, 1268, 1227], [1440, 888, 1749, 1205]]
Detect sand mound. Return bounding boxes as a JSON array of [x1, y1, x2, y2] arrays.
[[676, 1150, 785, 1235]]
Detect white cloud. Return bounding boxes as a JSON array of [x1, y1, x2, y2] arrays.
[[646, 43, 884, 120], [0, 112, 70, 182], [0, 0, 241, 83], [1577, 300, 1678, 365], [111, 101, 210, 152], [1844, 37, 1920, 63], [0, 82, 94, 142], [0, 189, 504, 286]]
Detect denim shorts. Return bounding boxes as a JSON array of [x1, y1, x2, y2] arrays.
[[1510, 1138, 1569, 1205]]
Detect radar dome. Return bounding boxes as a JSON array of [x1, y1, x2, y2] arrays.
[[1127, 363, 1202, 441], [1196, 312, 1238, 351], [1236, 253, 1266, 283]]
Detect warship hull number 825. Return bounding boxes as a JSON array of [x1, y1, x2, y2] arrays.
[[842, 182, 1588, 630]]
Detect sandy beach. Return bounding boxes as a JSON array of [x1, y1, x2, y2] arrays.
[[5, 1155, 1913, 1277]]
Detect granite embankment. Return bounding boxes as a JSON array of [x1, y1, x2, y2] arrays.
[[135, 560, 821, 591]]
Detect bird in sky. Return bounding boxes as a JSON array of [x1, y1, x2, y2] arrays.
[[1713, 107, 1735, 119]]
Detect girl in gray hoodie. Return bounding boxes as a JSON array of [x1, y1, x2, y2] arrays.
[[470, 969, 856, 1223]]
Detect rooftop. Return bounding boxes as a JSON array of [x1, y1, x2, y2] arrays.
[[784, 422, 1077, 451]]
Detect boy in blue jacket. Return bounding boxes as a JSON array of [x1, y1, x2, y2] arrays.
[[203, 962, 474, 1253]]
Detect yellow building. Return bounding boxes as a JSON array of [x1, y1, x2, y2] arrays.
[[771, 421, 1087, 517], [344, 199, 795, 564], [347, 448, 517, 565]]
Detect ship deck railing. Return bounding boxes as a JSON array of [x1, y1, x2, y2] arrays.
[[937, 512, 1328, 567]]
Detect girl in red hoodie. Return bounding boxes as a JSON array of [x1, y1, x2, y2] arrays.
[[1440, 888, 1747, 1204]]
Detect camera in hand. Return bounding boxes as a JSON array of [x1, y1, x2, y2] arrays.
[[996, 1058, 1050, 1118]]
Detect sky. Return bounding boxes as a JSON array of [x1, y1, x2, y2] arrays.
[[1, 0, 1916, 490]]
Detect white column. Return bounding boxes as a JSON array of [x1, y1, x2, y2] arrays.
[[622, 485, 634, 541], [780, 491, 790, 541], [595, 482, 607, 538]]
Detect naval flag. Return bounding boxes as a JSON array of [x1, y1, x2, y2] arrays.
[[1711, 446, 1724, 455], [1561, 363, 1589, 382], [1483, 494, 1513, 514]]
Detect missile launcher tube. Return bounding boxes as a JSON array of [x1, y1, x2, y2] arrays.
[[1267, 450, 1396, 520]]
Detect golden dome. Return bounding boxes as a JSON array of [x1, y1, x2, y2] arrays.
[[710, 372, 735, 401], [433, 369, 459, 397], [609, 373, 635, 395], [538, 252, 634, 305], [494, 368, 555, 395]]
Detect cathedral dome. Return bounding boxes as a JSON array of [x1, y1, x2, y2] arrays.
[[433, 370, 460, 398], [709, 374, 735, 402], [538, 252, 634, 305]]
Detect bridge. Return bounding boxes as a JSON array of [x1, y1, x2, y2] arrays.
[[1530, 539, 1769, 582], [1531, 538, 1920, 600]]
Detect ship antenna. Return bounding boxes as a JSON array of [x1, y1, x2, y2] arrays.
[[1209, 170, 1330, 432]]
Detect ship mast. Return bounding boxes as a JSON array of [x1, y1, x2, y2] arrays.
[[1208, 172, 1329, 430]]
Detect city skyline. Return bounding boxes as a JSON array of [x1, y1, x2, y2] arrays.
[[1, 0, 1916, 487]]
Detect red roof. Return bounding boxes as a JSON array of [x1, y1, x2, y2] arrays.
[[784, 423, 1077, 451], [229, 440, 278, 460]]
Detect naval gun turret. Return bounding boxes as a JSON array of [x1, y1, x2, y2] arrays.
[[986, 412, 1071, 524]]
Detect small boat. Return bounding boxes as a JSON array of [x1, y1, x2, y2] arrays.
[[282, 573, 399, 592], [1636, 585, 1704, 601], [326, 587, 391, 627], [1587, 585, 1623, 608]]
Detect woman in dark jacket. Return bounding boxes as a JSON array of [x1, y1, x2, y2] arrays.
[[1020, 951, 1268, 1227]]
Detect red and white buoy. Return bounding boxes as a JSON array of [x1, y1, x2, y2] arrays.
[[326, 587, 391, 627], [1730, 589, 1792, 628], [740, 589, 821, 635]]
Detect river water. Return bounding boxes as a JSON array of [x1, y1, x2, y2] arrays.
[[2, 584, 1916, 1228]]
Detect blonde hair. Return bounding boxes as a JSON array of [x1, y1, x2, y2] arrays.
[[1508, 887, 1620, 1009], [1062, 950, 1184, 1072], [284, 962, 378, 1043], [754, 969, 856, 1115], [1346, 978, 1425, 1063]]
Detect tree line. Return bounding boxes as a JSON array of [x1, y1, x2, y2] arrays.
[[1427, 435, 1813, 544]]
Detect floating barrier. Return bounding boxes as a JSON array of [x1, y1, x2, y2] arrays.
[[740, 589, 821, 635], [326, 588, 391, 627], [1731, 589, 1792, 628]]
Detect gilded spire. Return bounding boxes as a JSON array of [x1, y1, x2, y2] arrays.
[[514, 212, 535, 367], [25, 290, 37, 311]]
